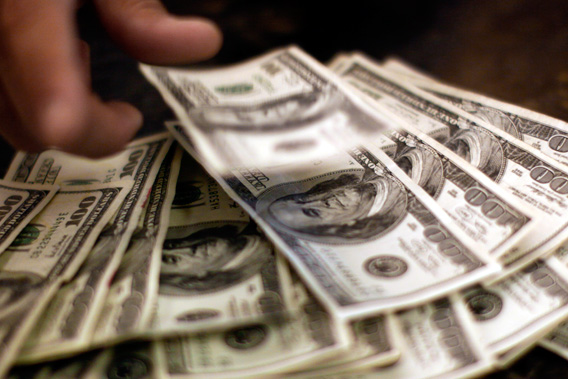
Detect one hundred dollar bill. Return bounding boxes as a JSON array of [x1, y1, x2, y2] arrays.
[[371, 124, 539, 259], [0, 180, 58, 255], [154, 278, 351, 378], [381, 57, 568, 166], [330, 54, 568, 276], [152, 151, 295, 335], [461, 257, 568, 357], [15, 133, 173, 364], [0, 182, 132, 378], [140, 46, 399, 172], [310, 296, 494, 379], [292, 315, 400, 376], [78, 341, 157, 379], [91, 145, 182, 346], [539, 248, 568, 359], [169, 122, 499, 319]]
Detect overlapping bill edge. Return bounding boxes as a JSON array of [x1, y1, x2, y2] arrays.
[[2, 46, 568, 378]]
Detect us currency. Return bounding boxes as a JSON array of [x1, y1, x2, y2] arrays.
[[372, 124, 538, 259], [461, 256, 568, 359], [330, 54, 568, 276], [140, 46, 399, 172], [154, 277, 351, 379], [14, 133, 173, 364], [0, 182, 132, 378], [308, 296, 494, 379], [79, 341, 157, 379], [92, 145, 182, 346], [381, 57, 568, 166], [293, 315, 400, 376], [152, 151, 295, 335], [0, 180, 58, 255], [538, 248, 568, 358], [169, 122, 499, 319]]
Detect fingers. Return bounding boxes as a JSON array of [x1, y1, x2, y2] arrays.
[[94, 0, 222, 65], [0, 0, 141, 157]]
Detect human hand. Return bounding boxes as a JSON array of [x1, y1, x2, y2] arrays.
[[0, 0, 222, 157]]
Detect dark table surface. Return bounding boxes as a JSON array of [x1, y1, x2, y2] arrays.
[[4, 0, 568, 377]]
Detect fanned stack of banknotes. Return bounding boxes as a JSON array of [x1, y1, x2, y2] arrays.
[[3, 46, 568, 378]]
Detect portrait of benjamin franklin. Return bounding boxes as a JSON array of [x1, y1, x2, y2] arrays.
[[257, 172, 407, 243], [0, 272, 44, 321], [392, 143, 444, 198], [457, 100, 522, 139], [159, 223, 271, 295], [445, 126, 505, 181]]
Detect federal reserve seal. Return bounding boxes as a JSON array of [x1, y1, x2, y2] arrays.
[[107, 353, 151, 379], [224, 325, 268, 350], [365, 255, 408, 278], [464, 287, 503, 321]]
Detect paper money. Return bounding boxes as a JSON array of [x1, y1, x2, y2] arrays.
[[330, 54, 568, 276], [152, 151, 295, 335], [311, 296, 494, 379], [140, 46, 399, 172], [382, 58, 568, 166], [16, 133, 173, 363], [75, 342, 156, 379], [92, 145, 182, 346], [169, 122, 499, 319], [539, 250, 568, 359], [461, 257, 568, 357], [0, 180, 58, 255], [294, 315, 400, 376], [374, 125, 538, 259], [0, 182, 132, 378], [155, 278, 350, 378]]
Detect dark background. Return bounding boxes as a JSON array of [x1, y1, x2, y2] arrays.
[[6, 0, 568, 376]]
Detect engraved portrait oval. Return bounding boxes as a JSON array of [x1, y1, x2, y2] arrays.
[[160, 221, 272, 296], [464, 287, 503, 321], [224, 325, 268, 350], [465, 104, 522, 140], [445, 126, 505, 182], [0, 272, 45, 318], [394, 144, 444, 198], [364, 255, 408, 278], [256, 169, 408, 244]]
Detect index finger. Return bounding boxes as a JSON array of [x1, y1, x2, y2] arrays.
[[94, 0, 222, 65]]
